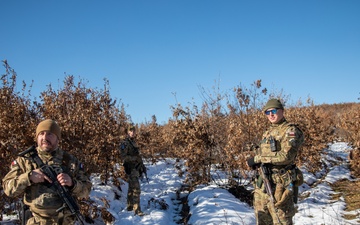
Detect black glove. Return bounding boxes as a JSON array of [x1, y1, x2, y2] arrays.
[[247, 157, 260, 170]]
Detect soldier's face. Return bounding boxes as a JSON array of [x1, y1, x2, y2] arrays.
[[37, 131, 59, 152], [265, 108, 284, 124], [128, 130, 136, 138]]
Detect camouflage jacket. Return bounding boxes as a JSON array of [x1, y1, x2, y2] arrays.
[[120, 137, 143, 175], [254, 118, 304, 166], [120, 137, 142, 163], [2, 147, 92, 217]]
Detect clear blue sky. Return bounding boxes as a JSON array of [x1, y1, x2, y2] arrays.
[[1, 1, 359, 124]]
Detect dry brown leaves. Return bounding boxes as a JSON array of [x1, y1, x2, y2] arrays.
[[1, 62, 360, 222]]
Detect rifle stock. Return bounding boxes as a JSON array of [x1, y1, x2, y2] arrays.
[[18, 146, 86, 225]]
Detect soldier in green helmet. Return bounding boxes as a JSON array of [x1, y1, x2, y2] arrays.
[[119, 124, 145, 216], [247, 99, 304, 225]]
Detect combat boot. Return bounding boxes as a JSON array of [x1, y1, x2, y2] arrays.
[[133, 204, 144, 216], [126, 205, 133, 211], [135, 210, 144, 216]]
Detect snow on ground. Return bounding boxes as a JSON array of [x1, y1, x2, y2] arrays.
[[2, 142, 359, 225], [186, 185, 254, 225], [294, 142, 358, 225]]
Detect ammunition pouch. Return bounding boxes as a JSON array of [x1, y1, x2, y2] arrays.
[[271, 168, 288, 175], [293, 167, 304, 187], [271, 164, 296, 174], [269, 165, 296, 188], [271, 165, 304, 187], [274, 184, 284, 203], [274, 187, 293, 207]]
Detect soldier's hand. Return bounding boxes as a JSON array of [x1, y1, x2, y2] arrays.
[[29, 169, 51, 183], [57, 173, 73, 187], [247, 157, 260, 170]]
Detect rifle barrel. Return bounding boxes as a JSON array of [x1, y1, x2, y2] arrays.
[[18, 146, 36, 157]]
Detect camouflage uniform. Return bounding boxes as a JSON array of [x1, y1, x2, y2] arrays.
[[2, 147, 92, 225], [253, 118, 304, 225], [120, 136, 143, 215]]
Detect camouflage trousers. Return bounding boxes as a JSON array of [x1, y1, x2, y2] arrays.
[[26, 211, 75, 225], [253, 187, 295, 225], [127, 169, 141, 213]]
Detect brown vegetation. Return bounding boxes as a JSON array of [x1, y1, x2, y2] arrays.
[[1, 60, 359, 222], [331, 179, 360, 222]]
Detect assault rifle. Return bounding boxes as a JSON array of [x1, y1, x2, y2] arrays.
[[137, 162, 149, 183], [259, 164, 282, 224], [18, 146, 86, 225]]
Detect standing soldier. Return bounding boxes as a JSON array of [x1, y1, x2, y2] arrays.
[[2, 119, 92, 225], [120, 124, 144, 216], [247, 99, 304, 225]]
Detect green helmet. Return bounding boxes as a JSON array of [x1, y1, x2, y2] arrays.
[[127, 123, 136, 131], [263, 99, 284, 112]]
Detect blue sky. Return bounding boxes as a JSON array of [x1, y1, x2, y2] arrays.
[[1, 1, 359, 123]]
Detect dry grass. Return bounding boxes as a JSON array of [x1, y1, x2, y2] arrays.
[[331, 179, 360, 222]]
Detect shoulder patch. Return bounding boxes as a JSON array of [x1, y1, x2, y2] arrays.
[[10, 160, 19, 169], [286, 125, 304, 147], [287, 130, 296, 137]]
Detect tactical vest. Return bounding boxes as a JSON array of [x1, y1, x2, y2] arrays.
[[258, 120, 304, 166], [120, 138, 141, 163], [23, 149, 75, 217], [257, 120, 304, 187]]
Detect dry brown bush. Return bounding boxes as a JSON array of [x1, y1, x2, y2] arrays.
[[37, 75, 127, 179], [286, 102, 333, 173], [0, 60, 39, 219], [166, 104, 216, 187], [136, 116, 166, 162], [1, 61, 360, 222], [336, 103, 360, 177], [0, 61, 128, 221]]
